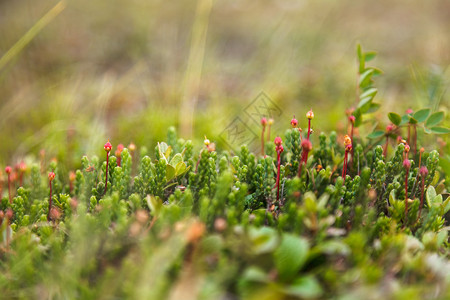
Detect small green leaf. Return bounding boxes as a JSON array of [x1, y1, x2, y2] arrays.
[[169, 153, 183, 167], [429, 126, 450, 134], [388, 112, 402, 126], [359, 69, 374, 88], [426, 186, 437, 208], [426, 111, 444, 127], [166, 164, 176, 181], [408, 116, 418, 124], [284, 276, 323, 298], [364, 51, 377, 62], [274, 234, 309, 280], [357, 44, 364, 73], [358, 96, 373, 113], [367, 130, 385, 139], [369, 67, 383, 76], [360, 87, 378, 99], [249, 226, 279, 254], [413, 108, 431, 123], [367, 103, 381, 113], [353, 109, 362, 127]]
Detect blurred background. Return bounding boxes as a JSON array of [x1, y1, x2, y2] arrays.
[[0, 0, 449, 167]]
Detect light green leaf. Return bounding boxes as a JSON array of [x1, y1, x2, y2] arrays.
[[367, 103, 381, 113], [166, 164, 176, 182], [274, 234, 309, 280], [169, 153, 183, 167], [413, 108, 431, 123], [367, 130, 385, 139], [284, 276, 323, 298], [360, 87, 378, 99], [426, 186, 437, 208], [249, 226, 279, 254], [359, 69, 374, 88], [364, 51, 377, 62], [388, 112, 402, 126], [426, 111, 444, 127], [429, 126, 450, 134]]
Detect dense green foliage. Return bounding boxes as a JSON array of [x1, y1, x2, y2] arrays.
[[0, 116, 449, 299]]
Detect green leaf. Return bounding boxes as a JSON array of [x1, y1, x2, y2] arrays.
[[367, 130, 385, 139], [166, 164, 176, 181], [429, 126, 450, 134], [426, 111, 444, 127], [357, 43, 364, 73], [413, 108, 431, 123], [358, 96, 373, 113], [367, 103, 381, 113], [360, 87, 378, 99], [400, 114, 410, 126], [241, 267, 269, 283], [249, 226, 279, 254], [426, 186, 437, 208], [408, 116, 418, 124], [353, 109, 362, 127], [369, 67, 383, 76], [274, 234, 309, 280], [284, 276, 323, 298], [169, 153, 183, 167], [359, 69, 374, 88], [388, 112, 402, 126], [364, 51, 377, 62]]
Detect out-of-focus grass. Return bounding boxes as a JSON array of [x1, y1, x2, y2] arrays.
[[0, 0, 448, 165]]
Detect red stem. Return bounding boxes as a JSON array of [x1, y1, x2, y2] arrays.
[[407, 124, 411, 146], [418, 176, 425, 219], [342, 150, 349, 182], [307, 119, 311, 140], [404, 168, 409, 221], [261, 127, 266, 156], [47, 180, 53, 222], [103, 152, 110, 195], [276, 152, 282, 204], [383, 136, 389, 157], [7, 174, 11, 204]]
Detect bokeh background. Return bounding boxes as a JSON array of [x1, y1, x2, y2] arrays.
[[0, 0, 449, 166]]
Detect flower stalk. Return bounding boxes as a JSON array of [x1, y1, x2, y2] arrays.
[[403, 158, 411, 221], [418, 166, 428, 219], [5, 166, 12, 204], [103, 140, 112, 196], [47, 171, 56, 222], [342, 135, 352, 182], [274, 137, 283, 205]]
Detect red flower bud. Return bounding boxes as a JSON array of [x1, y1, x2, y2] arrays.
[[348, 115, 356, 124], [403, 159, 411, 170], [290, 116, 298, 128], [406, 108, 413, 114], [386, 124, 394, 132], [5, 166, 12, 174], [274, 136, 282, 147], [48, 172, 56, 181], [419, 166, 428, 177], [104, 140, 112, 152], [261, 117, 267, 127], [301, 139, 312, 151], [306, 109, 314, 120]]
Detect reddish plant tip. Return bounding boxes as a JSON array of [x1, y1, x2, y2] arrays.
[[348, 115, 356, 124], [306, 109, 314, 120], [5, 208, 13, 220], [274, 136, 283, 147], [406, 108, 413, 114], [261, 117, 267, 127], [344, 134, 352, 147], [420, 147, 425, 153], [69, 171, 76, 182], [5, 166, 12, 174], [48, 172, 56, 181], [419, 166, 428, 177], [104, 140, 112, 152], [115, 144, 124, 157], [404, 144, 410, 153], [386, 124, 394, 132], [301, 139, 312, 151], [276, 145, 284, 153], [403, 159, 411, 170], [290, 116, 298, 128]]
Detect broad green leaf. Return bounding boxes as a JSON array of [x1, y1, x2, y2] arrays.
[[175, 162, 187, 175], [241, 267, 269, 283], [166, 164, 176, 181], [364, 51, 377, 62], [360, 87, 378, 99], [249, 226, 279, 254], [367, 103, 381, 113], [274, 234, 309, 280], [400, 114, 410, 125], [359, 69, 374, 88], [388, 112, 402, 126], [369, 67, 383, 76], [169, 153, 183, 167], [429, 126, 450, 134], [413, 108, 431, 123], [146, 195, 162, 216], [158, 142, 170, 161], [426, 186, 437, 208], [367, 130, 385, 139], [426, 111, 444, 127], [408, 116, 418, 124], [284, 276, 323, 298], [353, 109, 362, 127], [358, 96, 373, 113]]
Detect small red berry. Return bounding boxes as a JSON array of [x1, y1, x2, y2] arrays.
[[261, 117, 267, 127], [404, 144, 410, 153], [386, 124, 394, 132], [276, 145, 284, 153], [5, 166, 12, 174], [104, 140, 112, 152], [406, 108, 413, 114], [290, 116, 298, 128], [274, 136, 282, 147], [348, 115, 356, 124]]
